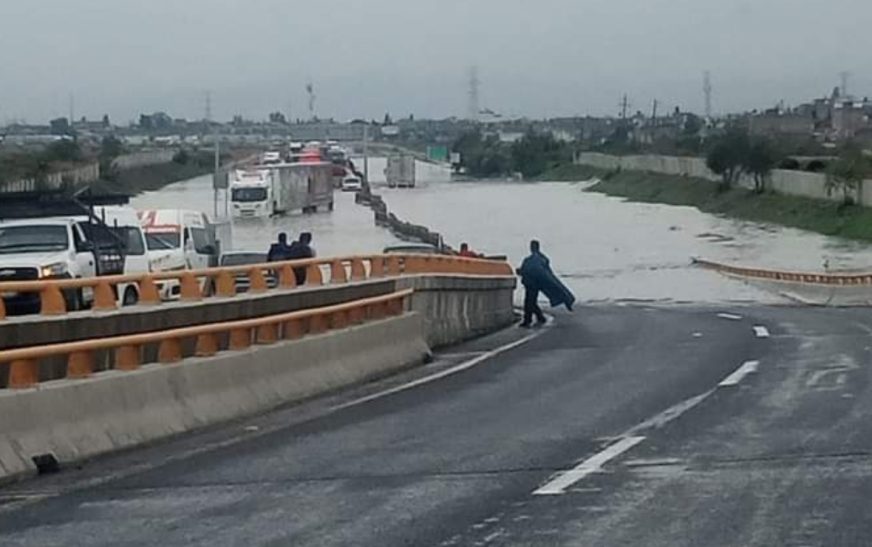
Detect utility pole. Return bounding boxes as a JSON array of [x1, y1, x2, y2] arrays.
[[68, 93, 75, 124], [651, 99, 659, 121], [840, 71, 851, 97], [703, 71, 713, 121], [363, 123, 370, 184], [619, 94, 630, 120], [468, 66, 480, 122]]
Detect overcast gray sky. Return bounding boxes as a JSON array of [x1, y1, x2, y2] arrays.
[[1, 0, 870, 124]]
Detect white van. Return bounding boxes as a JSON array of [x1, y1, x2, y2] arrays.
[[138, 209, 218, 299]]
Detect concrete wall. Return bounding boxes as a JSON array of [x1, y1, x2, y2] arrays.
[[0, 162, 101, 194], [0, 314, 429, 481], [401, 275, 517, 348], [111, 150, 176, 170], [0, 273, 515, 481], [576, 152, 872, 204]]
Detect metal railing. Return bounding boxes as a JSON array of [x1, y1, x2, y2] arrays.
[[0, 289, 412, 389], [694, 258, 872, 285], [0, 254, 514, 319]]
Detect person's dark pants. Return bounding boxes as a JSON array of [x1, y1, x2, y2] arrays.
[[523, 286, 546, 325]]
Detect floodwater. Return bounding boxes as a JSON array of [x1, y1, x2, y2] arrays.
[[130, 174, 401, 258], [378, 180, 872, 304], [130, 172, 872, 304]]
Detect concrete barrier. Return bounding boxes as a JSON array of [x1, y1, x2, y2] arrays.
[[0, 313, 429, 481], [400, 275, 517, 347]]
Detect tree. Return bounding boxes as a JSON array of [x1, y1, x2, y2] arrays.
[[510, 132, 573, 179], [826, 145, 870, 206], [743, 137, 779, 193], [102, 114, 111, 127], [268, 111, 287, 124], [43, 139, 82, 163], [139, 114, 153, 130], [99, 135, 124, 159], [383, 113, 393, 126], [706, 130, 749, 191]]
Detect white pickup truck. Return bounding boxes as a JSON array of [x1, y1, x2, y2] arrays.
[[0, 207, 149, 312]]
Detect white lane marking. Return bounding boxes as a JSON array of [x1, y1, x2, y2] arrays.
[[718, 360, 760, 387], [334, 321, 550, 412], [533, 436, 646, 496], [753, 326, 770, 338], [625, 390, 714, 436], [717, 313, 743, 321]]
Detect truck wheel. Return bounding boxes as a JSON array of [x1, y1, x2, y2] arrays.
[[122, 287, 139, 306]]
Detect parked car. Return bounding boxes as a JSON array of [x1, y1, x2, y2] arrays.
[[341, 175, 363, 192], [219, 251, 276, 293], [382, 243, 440, 255]]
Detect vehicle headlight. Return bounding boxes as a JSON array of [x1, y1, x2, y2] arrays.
[[40, 262, 68, 278]]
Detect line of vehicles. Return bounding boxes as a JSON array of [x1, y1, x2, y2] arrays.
[[0, 190, 223, 313], [229, 142, 362, 219]]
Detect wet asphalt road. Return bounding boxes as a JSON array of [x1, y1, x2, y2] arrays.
[[3, 304, 872, 546]]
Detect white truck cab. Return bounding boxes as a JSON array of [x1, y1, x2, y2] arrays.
[[229, 169, 272, 218], [0, 218, 98, 310]]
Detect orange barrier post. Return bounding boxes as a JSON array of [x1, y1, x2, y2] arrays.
[[229, 328, 251, 350], [215, 270, 236, 297], [115, 345, 141, 370], [350, 258, 367, 281], [309, 313, 327, 334], [195, 333, 219, 357], [330, 310, 348, 330], [139, 276, 162, 305], [93, 281, 117, 311], [180, 273, 201, 301], [278, 265, 297, 289], [66, 350, 94, 379], [158, 338, 183, 363], [387, 256, 402, 276], [330, 260, 348, 284], [248, 268, 269, 293], [370, 257, 385, 278], [0, 297, 6, 320], [348, 305, 365, 325], [306, 264, 323, 286], [40, 285, 67, 315], [283, 319, 304, 340], [8, 358, 39, 389], [256, 323, 278, 344]]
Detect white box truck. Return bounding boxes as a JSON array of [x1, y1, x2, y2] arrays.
[[386, 155, 416, 188]]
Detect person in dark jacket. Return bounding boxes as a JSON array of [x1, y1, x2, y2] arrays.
[[517, 240, 549, 327], [288, 232, 316, 285], [267, 233, 292, 262]]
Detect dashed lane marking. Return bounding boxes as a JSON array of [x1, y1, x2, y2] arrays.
[[753, 325, 770, 338], [533, 436, 646, 496], [719, 360, 760, 387], [717, 313, 743, 321]]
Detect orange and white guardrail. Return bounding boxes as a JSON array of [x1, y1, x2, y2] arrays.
[[694, 258, 872, 286], [0, 254, 513, 320], [0, 289, 412, 389]]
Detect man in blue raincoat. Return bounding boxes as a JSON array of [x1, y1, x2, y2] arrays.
[[517, 240, 575, 327]]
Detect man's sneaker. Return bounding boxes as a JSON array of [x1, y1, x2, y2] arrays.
[[519, 322, 532, 329]]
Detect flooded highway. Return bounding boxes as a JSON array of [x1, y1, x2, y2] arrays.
[[131, 172, 872, 304], [131, 174, 402, 258], [378, 180, 872, 304]]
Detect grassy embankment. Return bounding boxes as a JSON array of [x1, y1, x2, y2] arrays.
[[537, 163, 872, 242]]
